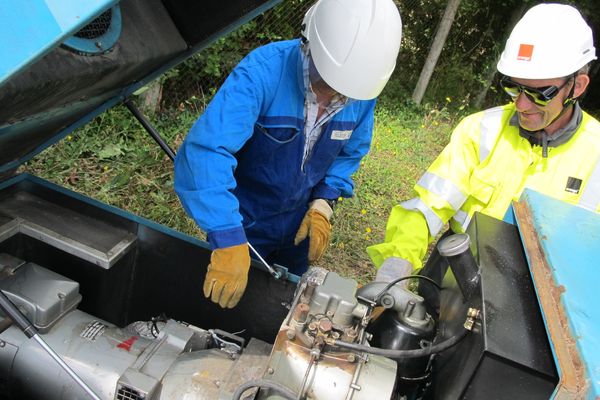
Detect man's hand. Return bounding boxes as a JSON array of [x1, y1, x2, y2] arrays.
[[203, 243, 251, 308], [294, 199, 334, 264]]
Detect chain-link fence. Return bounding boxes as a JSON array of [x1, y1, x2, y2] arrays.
[[153, 0, 600, 115], [155, 0, 512, 113]]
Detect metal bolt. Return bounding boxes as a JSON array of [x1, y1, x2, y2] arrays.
[[286, 329, 296, 340], [0, 341, 5, 348], [267, 367, 274, 375], [318, 319, 333, 333], [326, 310, 334, 318], [346, 353, 356, 363], [381, 294, 394, 309], [467, 308, 480, 319]]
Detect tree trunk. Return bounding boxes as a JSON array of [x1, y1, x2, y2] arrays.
[[473, 2, 528, 108], [412, 0, 462, 105], [139, 80, 163, 115]]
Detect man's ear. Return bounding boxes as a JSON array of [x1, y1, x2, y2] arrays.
[[573, 74, 590, 98]]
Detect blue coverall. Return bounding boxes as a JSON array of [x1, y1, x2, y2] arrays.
[[175, 39, 376, 274]]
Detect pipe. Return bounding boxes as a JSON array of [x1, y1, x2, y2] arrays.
[[437, 234, 480, 301], [332, 329, 468, 359], [124, 98, 176, 161]]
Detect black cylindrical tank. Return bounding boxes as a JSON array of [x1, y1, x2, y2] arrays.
[[369, 308, 436, 399]]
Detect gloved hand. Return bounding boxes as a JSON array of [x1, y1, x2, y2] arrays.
[[375, 257, 413, 288], [294, 199, 334, 264], [203, 243, 251, 309]]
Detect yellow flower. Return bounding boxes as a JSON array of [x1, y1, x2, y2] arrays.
[[337, 197, 343, 202], [361, 209, 367, 214], [420, 124, 425, 128], [365, 227, 372, 233], [446, 97, 452, 103], [66, 135, 73, 141], [103, 165, 109, 172]]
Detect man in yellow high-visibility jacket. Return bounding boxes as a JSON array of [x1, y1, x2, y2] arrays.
[[367, 3, 600, 283]]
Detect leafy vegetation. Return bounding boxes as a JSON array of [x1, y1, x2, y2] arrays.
[[22, 98, 460, 283]]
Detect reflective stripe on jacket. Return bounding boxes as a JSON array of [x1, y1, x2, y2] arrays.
[[175, 39, 375, 249], [367, 103, 600, 270]]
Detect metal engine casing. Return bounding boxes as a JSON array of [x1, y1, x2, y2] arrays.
[[258, 268, 398, 400], [0, 256, 273, 399], [0, 258, 402, 399]]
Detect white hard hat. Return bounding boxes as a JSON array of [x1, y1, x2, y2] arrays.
[[301, 0, 402, 100], [497, 4, 596, 79]]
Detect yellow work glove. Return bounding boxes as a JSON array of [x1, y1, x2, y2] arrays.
[[294, 199, 333, 264], [203, 243, 251, 309]]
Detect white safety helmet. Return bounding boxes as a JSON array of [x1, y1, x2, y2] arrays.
[[301, 0, 402, 100], [497, 3, 596, 79]]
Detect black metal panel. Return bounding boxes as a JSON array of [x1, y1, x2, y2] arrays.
[[130, 223, 296, 343], [0, 176, 296, 343], [161, 0, 275, 47], [426, 213, 557, 399]]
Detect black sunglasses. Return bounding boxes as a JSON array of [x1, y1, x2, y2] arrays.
[[500, 76, 572, 106]]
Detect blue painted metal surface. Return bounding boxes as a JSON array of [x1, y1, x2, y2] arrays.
[[517, 189, 600, 399], [0, 0, 284, 175], [62, 5, 122, 55], [0, 0, 117, 85]]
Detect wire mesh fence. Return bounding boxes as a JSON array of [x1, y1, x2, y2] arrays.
[[156, 0, 513, 113], [151, 0, 600, 115]]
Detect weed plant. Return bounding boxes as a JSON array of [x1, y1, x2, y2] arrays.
[[22, 97, 459, 284]]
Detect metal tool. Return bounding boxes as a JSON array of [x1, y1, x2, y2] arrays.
[[248, 242, 282, 279]]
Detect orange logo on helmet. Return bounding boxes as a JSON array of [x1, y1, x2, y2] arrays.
[[517, 44, 534, 61]]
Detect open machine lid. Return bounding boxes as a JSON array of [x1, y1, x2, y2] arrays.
[[0, 0, 282, 175]]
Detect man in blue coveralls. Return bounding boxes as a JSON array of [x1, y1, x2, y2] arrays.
[[175, 0, 403, 308]]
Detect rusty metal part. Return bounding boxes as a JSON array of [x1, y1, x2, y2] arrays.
[[293, 303, 310, 324], [513, 200, 588, 398]]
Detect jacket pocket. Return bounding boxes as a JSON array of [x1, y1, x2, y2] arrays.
[[255, 123, 300, 143], [468, 169, 496, 205]]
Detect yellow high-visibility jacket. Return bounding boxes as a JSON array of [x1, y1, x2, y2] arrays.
[[367, 104, 600, 270]]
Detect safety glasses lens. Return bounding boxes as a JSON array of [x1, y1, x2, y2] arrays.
[[500, 78, 558, 106]]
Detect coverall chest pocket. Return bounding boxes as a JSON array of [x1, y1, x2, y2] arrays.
[[255, 123, 300, 143], [247, 123, 302, 164]]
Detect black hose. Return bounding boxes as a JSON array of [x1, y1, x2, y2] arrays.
[[333, 329, 468, 359], [373, 274, 441, 303], [232, 379, 297, 400]]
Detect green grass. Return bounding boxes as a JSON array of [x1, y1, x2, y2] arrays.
[[22, 97, 458, 283]]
